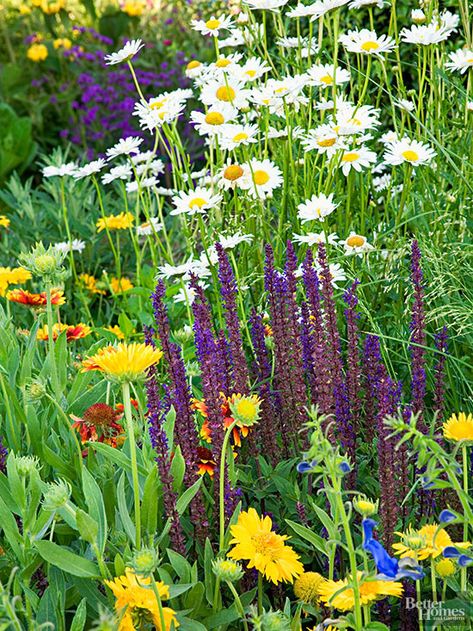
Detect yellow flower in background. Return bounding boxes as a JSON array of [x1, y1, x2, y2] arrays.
[[105, 324, 125, 340], [122, 0, 146, 16], [435, 558, 456, 578], [443, 412, 473, 443], [110, 277, 134, 294], [293, 571, 325, 604], [37, 323, 91, 342], [53, 38, 72, 50], [318, 572, 403, 611], [105, 569, 178, 631], [19, 4, 32, 14], [0, 267, 32, 296], [79, 273, 106, 295], [82, 342, 163, 382], [393, 524, 462, 560], [227, 508, 304, 584], [96, 212, 134, 232], [27, 44, 48, 62], [0, 215, 10, 228], [40, 0, 65, 13]]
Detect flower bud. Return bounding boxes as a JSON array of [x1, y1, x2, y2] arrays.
[[212, 559, 244, 583], [353, 495, 378, 517], [42, 479, 71, 511], [15, 455, 40, 477], [130, 547, 158, 577]]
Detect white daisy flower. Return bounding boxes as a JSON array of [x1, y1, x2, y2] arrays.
[[217, 162, 246, 190], [446, 48, 473, 74], [411, 9, 426, 23], [297, 193, 338, 223], [343, 233, 374, 256], [309, 0, 351, 20], [349, 0, 385, 7], [133, 97, 185, 131], [104, 39, 144, 65], [314, 260, 347, 287], [218, 232, 253, 248], [157, 259, 195, 279], [73, 158, 106, 179], [372, 173, 392, 191], [218, 123, 259, 150], [383, 138, 436, 167], [339, 28, 396, 55], [238, 57, 271, 82], [340, 146, 377, 176], [190, 103, 238, 136], [192, 15, 234, 37], [43, 162, 77, 178], [293, 232, 339, 246], [200, 78, 251, 109], [401, 12, 458, 45], [106, 136, 143, 160], [173, 284, 201, 306], [218, 29, 246, 48], [136, 159, 165, 176], [53, 239, 86, 253], [303, 124, 344, 155], [131, 150, 156, 164], [101, 164, 132, 184], [396, 99, 415, 112], [287, 3, 317, 17], [335, 102, 380, 135], [244, 0, 289, 9], [239, 158, 283, 199], [185, 59, 205, 78], [126, 176, 158, 193], [307, 63, 351, 87], [136, 217, 163, 236], [171, 187, 222, 216]]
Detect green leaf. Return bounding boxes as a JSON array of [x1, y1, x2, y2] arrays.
[[176, 478, 202, 516], [92, 442, 148, 477], [285, 519, 329, 557], [34, 541, 100, 578], [170, 445, 185, 492], [141, 466, 159, 536], [167, 549, 191, 581], [117, 472, 135, 543], [70, 598, 87, 631], [82, 467, 107, 554]]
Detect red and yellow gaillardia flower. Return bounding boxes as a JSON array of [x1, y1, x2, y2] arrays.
[[37, 323, 91, 342], [7, 288, 66, 307]]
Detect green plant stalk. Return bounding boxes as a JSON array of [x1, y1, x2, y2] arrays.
[[257, 572, 263, 616], [461, 444, 469, 592], [431, 559, 437, 602], [151, 576, 167, 631], [43, 392, 83, 475], [45, 284, 62, 403], [416, 579, 424, 631], [219, 419, 238, 553], [122, 380, 141, 550], [227, 581, 249, 631]]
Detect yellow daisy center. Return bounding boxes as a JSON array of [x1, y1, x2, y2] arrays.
[[318, 137, 337, 147], [206, 18, 221, 29], [205, 112, 225, 125], [348, 117, 362, 126], [361, 41, 380, 51], [187, 60, 201, 70], [233, 132, 248, 142], [402, 150, 419, 162], [246, 69, 257, 77], [224, 165, 244, 180], [216, 58, 231, 67], [150, 99, 166, 110], [188, 197, 207, 208], [347, 235, 365, 247], [320, 74, 333, 84], [342, 152, 360, 162], [274, 86, 288, 94], [234, 399, 257, 419], [216, 85, 236, 101], [253, 170, 270, 185]]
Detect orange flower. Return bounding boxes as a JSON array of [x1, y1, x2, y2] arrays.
[[37, 323, 91, 342], [197, 446, 216, 477], [7, 288, 66, 307], [193, 394, 250, 448], [71, 403, 124, 448]]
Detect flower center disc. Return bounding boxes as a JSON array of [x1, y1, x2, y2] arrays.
[[402, 150, 419, 162], [216, 86, 236, 101], [253, 170, 270, 185], [205, 112, 225, 125]]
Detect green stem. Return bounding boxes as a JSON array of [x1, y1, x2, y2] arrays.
[[257, 572, 263, 615], [227, 581, 249, 631], [219, 420, 238, 553], [151, 577, 168, 631], [122, 381, 141, 549], [416, 579, 424, 631], [45, 284, 62, 403]]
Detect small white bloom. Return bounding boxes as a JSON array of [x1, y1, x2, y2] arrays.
[[307, 63, 351, 87], [136, 217, 163, 236], [218, 232, 253, 248], [396, 99, 415, 112], [43, 162, 77, 178], [343, 232, 374, 256], [106, 136, 143, 160], [73, 158, 106, 179], [239, 158, 283, 199], [171, 187, 222, 216], [411, 9, 426, 23], [383, 138, 436, 167], [191, 15, 234, 37], [339, 28, 396, 56], [297, 193, 338, 222], [53, 239, 86, 253], [340, 146, 377, 176], [293, 231, 339, 246], [101, 164, 133, 184], [190, 103, 238, 136], [218, 123, 259, 150], [104, 39, 144, 65], [445, 48, 473, 74], [244, 0, 289, 9]]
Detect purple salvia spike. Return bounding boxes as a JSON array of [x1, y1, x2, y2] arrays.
[[410, 240, 427, 431], [215, 243, 249, 394], [300, 300, 317, 401], [344, 280, 362, 421], [363, 334, 382, 444]]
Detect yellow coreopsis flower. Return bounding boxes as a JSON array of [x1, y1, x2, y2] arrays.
[[105, 569, 179, 631], [82, 342, 163, 382], [110, 277, 134, 294], [79, 273, 106, 295], [227, 508, 304, 584], [105, 324, 125, 340], [96, 212, 134, 232], [318, 572, 403, 611], [122, 0, 146, 16], [27, 44, 48, 62], [53, 38, 72, 49], [0, 267, 32, 296], [293, 571, 325, 604], [0, 215, 10, 228], [393, 524, 459, 560], [443, 412, 473, 443]]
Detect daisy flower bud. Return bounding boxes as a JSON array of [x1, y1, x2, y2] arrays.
[[212, 559, 244, 583]]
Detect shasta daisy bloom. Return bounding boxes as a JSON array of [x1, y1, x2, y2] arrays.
[[101, 164, 132, 184], [240, 159, 283, 199], [442, 412, 473, 443], [339, 29, 396, 56], [293, 232, 339, 246], [105, 569, 178, 631], [297, 193, 338, 222], [191, 15, 234, 37], [411, 9, 426, 23], [73, 158, 106, 179], [133, 97, 186, 131], [190, 103, 238, 136], [106, 136, 143, 160], [171, 187, 222, 217], [340, 146, 377, 176], [238, 57, 271, 82], [307, 63, 351, 87], [302, 125, 344, 155], [228, 508, 304, 583], [185, 59, 205, 78], [446, 48, 473, 74], [42, 162, 77, 178], [334, 102, 380, 135], [343, 233, 374, 256], [104, 39, 144, 65], [201, 78, 251, 109], [245, 0, 289, 9], [349, 0, 384, 7], [218, 231, 253, 248], [217, 162, 246, 189], [82, 342, 163, 382], [53, 239, 86, 254], [136, 217, 163, 236], [383, 138, 436, 167], [318, 572, 403, 611], [218, 123, 259, 150], [7, 288, 65, 307], [96, 212, 134, 232]]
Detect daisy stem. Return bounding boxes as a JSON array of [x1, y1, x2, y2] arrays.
[[257, 572, 263, 616], [219, 419, 238, 554], [45, 283, 62, 404], [122, 380, 141, 550], [151, 576, 167, 631], [127, 60, 145, 101], [227, 581, 249, 631]]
